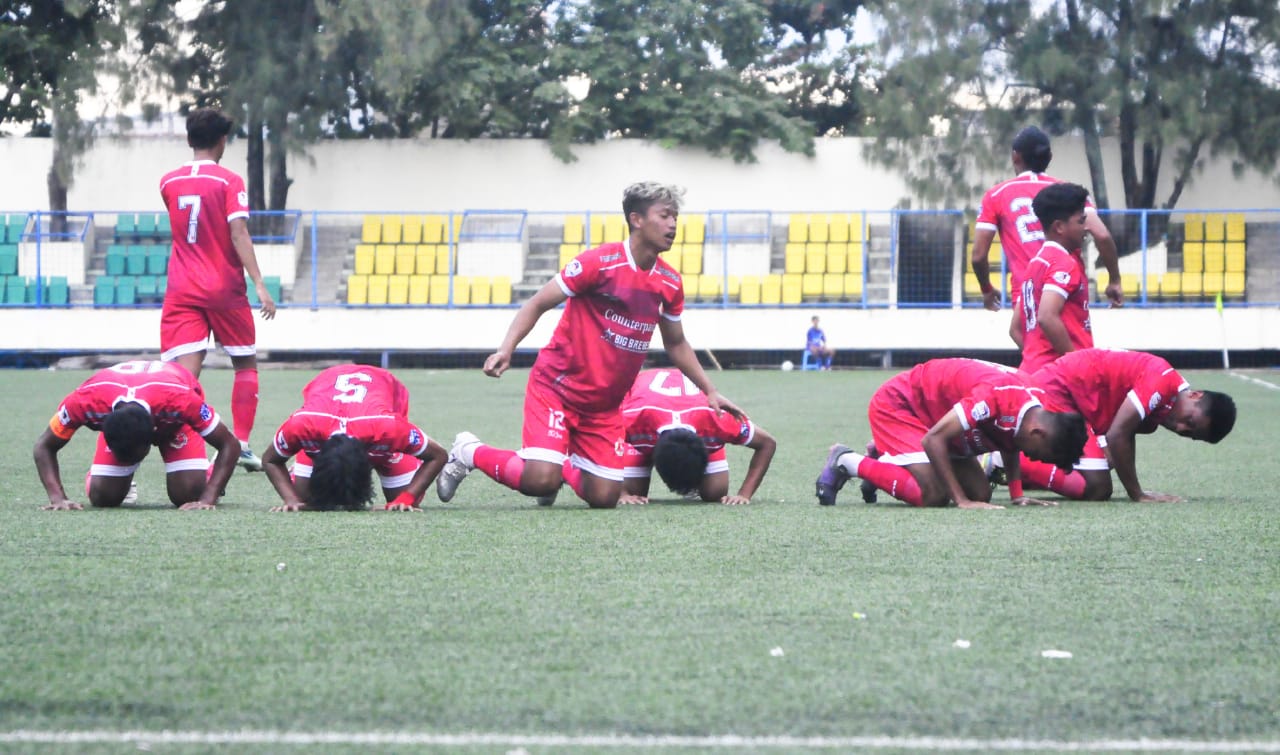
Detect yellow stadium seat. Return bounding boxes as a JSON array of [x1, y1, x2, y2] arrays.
[[429, 276, 450, 305], [682, 246, 702, 275], [1225, 242, 1245, 273], [829, 214, 850, 243], [492, 276, 513, 305], [361, 215, 380, 244], [698, 275, 722, 301], [1204, 213, 1225, 242], [726, 275, 740, 299], [388, 275, 409, 305], [1224, 271, 1245, 297], [664, 246, 684, 273], [1182, 242, 1203, 274], [784, 243, 805, 274], [1182, 272, 1202, 298], [354, 244, 375, 275], [787, 214, 808, 243], [801, 273, 823, 299], [451, 276, 471, 305], [1226, 213, 1245, 242], [781, 274, 802, 303], [346, 274, 368, 305], [436, 246, 454, 275], [683, 215, 705, 244], [739, 275, 761, 304], [604, 216, 627, 243], [588, 216, 605, 246], [374, 245, 396, 275], [761, 274, 783, 304], [805, 248, 825, 274], [826, 244, 847, 274], [682, 274, 699, 297], [408, 275, 430, 305], [1160, 272, 1181, 297], [1121, 275, 1139, 297], [564, 215, 585, 244], [964, 272, 982, 298], [395, 246, 416, 275], [471, 277, 492, 305], [367, 274, 389, 305], [559, 244, 580, 270], [1204, 242, 1225, 273], [1201, 273, 1222, 297], [1145, 273, 1162, 298], [807, 214, 830, 243], [380, 215, 402, 245], [844, 273, 863, 300], [848, 214, 865, 242], [1182, 214, 1204, 242], [847, 243, 864, 273], [401, 216, 423, 245], [823, 273, 843, 300], [423, 215, 446, 244], [416, 245, 436, 275]]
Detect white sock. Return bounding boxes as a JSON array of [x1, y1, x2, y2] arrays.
[[838, 451, 866, 476], [458, 440, 481, 467]]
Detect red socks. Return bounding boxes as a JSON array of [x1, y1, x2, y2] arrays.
[[561, 460, 585, 499], [1019, 458, 1087, 498], [857, 456, 924, 507], [231, 369, 259, 444], [472, 445, 526, 490]]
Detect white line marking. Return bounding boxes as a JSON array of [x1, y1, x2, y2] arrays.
[[1229, 371, 1280, 391], [1, 731, 1279, 751]]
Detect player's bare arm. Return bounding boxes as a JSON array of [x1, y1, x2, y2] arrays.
[[392, 436, 449, 510], [33, 429, 81, 510], [484, 280, 567, 377], [658, 319, 745, 420], [1105, 402, 1183, 503], [1037, 291, 1074, 357], [970, 227, 1001, 311], [620, 476, 650, 505], [922, 414, 1003, 509], [261, 445, 306, 512], [1086, 212, 1123, 307], [1001, 451, 1057, 507], [230, 217, 276, 320], [727, 426, 776, 504], [180, 422, 240, 510]]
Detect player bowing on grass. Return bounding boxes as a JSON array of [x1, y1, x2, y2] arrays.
[[615, 368, 776, 505], [436, 182, 743, 509], [33, 360, 240, 510], [814, 358, 1088, 509], [261, 365, 448, 511]]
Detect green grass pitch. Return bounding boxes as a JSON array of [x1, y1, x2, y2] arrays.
[[0, 365, 1276, 752]]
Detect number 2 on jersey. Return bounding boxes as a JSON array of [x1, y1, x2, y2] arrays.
[[177, 195, 202, 243], [1010, 197, 1044, 244]]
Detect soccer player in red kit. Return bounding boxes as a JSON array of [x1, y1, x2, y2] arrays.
[[260, 365, 448, 511], [1028, 348, 1235, 502], [159, 108, 276, 473], [1015, 182, 1095, 373], [616, 368, 776, 505], [33, 360, 240, 510], [813, 358, 1088, 509], [971, 125, 1122, 317], [435, 182, 743, 509]]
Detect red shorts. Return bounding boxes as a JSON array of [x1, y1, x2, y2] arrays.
[[160, 299, 256, 361], [1074, 426, 1109, 472], [622, 445, 728, 479], [292, 451, 421, 489], [521, 379, 625, 481], [89, 427, 209, 477], [867, 378, 932, 465]]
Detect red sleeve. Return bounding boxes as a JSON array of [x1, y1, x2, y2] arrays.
[[225, 171, 250, 222], [558, 249, 604, 297], [1042, 256, 1085, 301], [975, 185, 1000, 229], [273, 417, 303, 458], [399, 420, 430, 456]]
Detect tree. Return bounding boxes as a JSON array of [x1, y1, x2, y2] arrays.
[[863, 0, 1280, 213]]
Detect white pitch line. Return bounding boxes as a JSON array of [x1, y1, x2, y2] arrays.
[[1229, 371, 1280, 391], [1, 731, 1279, 751]]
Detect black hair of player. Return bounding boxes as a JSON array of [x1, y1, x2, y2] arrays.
[[187, 108, 234, 150], [1032, 182, 1090, 229], [308, 434, 374, 511], [1042, 411, 1089, 471], [1200, 390, 1236, 444], [1012, 125, 1053, 173], [102, 402, 155, 464], [652, 428, 708, 496]]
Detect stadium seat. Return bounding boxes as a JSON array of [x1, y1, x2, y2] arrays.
[[1225, 243, 1245, 273], [115, 276, 137, 306], [346, 274, 368, 305], [682, 215, 705, 244], [104, 246, 126, 276], [682, 274, 699, 297], [588, 216, 604, 246], [1144, 273, 1161, 299], [5, 215, 27, 243], [1182, 272, 1203, 298], [1183, 242, 1203, 274], [844, 273, 863, 300], [451, 276, 471, 305], [157, 276, 167, 297], [146, 247, 168, 276], [1204, 213, 1226, 242], [401, 215, 423, 245], [360, 215, 380, 244], [373, 245, 396, 275], [761, 274, 783, 304], [353, 245, 375, 275], [563, 215, 585, 244], [46, 276, 69, 306], [801, 273, 823, 299], [136, 213, 158, 238], [408, 275, 430, 305], [395, 246, 416, 276], [0, 245, 17, 276], [805, 247, 826, 274], [264, 276, 282, 303], [698, 274, 722, 302], [682, 246, 702, 275], [664, 245, 683, 274], [380, 215, 402, 245], [847, 243, 864, 273], [823, 273, 843, 300], [388, 275, 410, 305], [157, 214, 171, 239], [787, 214, 807, 243], [829, 214, 850, 243], [422, 215, 447, 244], [1226, 213, 1246, 242], [782, 274, 802, 304], [1183, 213, 1204, 242], [559, 243, 580, 270], [1224, 271, 1245, 297], [428, 276, 451, 305], [435, 246, 454, 275], [135, 275, 159, 301], [848, 214, 865, 242], [115, 214, 137, 240], [471, 277, 492, 305], [94, 276, 116, 306], [1121, 275, 1139, 298], [784, 243, 805, 274], [492, 276, 512, 305], [604, 216, 627, 243], [963, 272, 980, 298], [826, 244, 847, 274], [366, 274, 389, 305], [738, 275, 761, 305], [1201, 273, 1222, 297], [4, 276, 25, 305], [1204, 243, 1225, 274], [807, 214, 830, 243], [1160, 272, 1181, 297], [126, 246, 148, 276], [245, 277, 260, 307]]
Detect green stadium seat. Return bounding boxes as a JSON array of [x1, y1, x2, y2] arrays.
[[264, 276, 282, 303], [136, 275, 159, 301], [157, 276, 167, 297], [146, 247, 168, 275], [115, 214, 137, 239], [126, 245, 148, 276], [0, 244, 17, 276], [5, 276, 26, 305], [115, 276, 137, 306], [94, 276, 116, 306], [105, 246, 127, 276], [136, 213, 158, 238], [46, 276, 69, 306], [157, 214, 171, 239], [7, 215, 27, 243]]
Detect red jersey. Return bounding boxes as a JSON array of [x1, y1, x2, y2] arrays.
[[49, 360, 219, 442], [159, 160, 252, 308], [1017, 241, 1092, 373], [887, 358, 1043, 456], [976, 171, 1067, 282], [272, 366, 428, 463], [621, 368, 753, 464], [1032, 349, 1188, 434], [532, 240, 685, 413]]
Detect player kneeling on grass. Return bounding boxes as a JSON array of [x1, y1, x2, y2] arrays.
[[814, 358, 1087, 509], [614, 368, 776, 505], [260, 365, 448, 511], [33, 360, 240, 511]]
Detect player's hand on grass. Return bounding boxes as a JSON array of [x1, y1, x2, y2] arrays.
[[956, 498, 1004, 510], [1136, 491, 1185, 503], [619, 493, 648, 505], [483, 351, 511, 378], [383, 501, 420, 512], [42, 500, 83, 511], [270, 502, 306, 512], [1011, 495, 1058, 507], [720, 494, 750, 505], [178, 501, 217, 511], [255, 281, 277, 320]]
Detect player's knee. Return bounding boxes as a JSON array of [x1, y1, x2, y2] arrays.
[[1081, 476, 1113, 501], [89, 492, 124, 508]]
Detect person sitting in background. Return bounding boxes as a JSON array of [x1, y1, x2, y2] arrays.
[[806, 316, 834, 370]]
